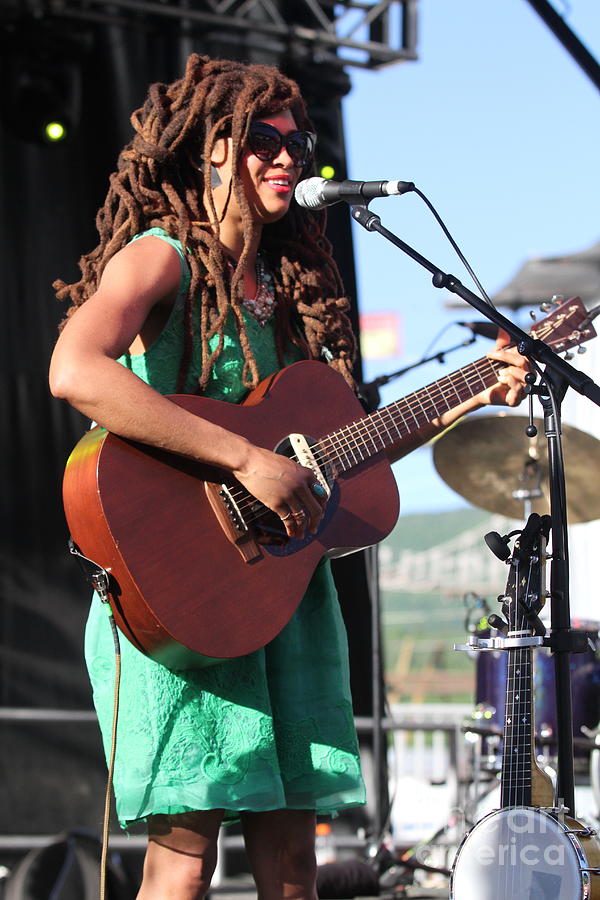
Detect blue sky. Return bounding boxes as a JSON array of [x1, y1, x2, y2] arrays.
[[340, 0, 600, 513]]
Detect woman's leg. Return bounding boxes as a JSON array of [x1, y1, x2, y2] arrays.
[[136, 809, 224, 900], [241, 809, 318, 900]]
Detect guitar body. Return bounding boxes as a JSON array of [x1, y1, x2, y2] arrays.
[[63, 361, 399, 667]]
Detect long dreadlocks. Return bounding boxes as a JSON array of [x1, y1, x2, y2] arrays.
[[54, 54, 357, 393]]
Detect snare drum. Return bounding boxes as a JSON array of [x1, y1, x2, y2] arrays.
[[450, 807, 600, 899]]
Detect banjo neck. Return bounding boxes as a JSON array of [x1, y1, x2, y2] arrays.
[[499, 514, 554, 809], [501, 641, 554, 808]]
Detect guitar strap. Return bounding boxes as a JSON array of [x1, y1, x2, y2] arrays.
[[67, 537, 121, 900]]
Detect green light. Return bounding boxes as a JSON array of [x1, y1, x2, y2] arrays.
[[320, 165, 336, 180], [45, 121, 67, 142]]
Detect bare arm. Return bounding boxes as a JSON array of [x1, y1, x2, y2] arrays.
[[49, 237, 324, 535]]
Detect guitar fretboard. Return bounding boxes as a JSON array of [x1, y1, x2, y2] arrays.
[[316, 355, 503, 473], [228, 297, 591, 526]]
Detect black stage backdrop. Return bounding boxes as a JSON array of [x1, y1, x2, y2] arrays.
[[0, 20, 382, 842]]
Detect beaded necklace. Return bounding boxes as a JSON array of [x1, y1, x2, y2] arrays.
[[228, 254, 275, 327]]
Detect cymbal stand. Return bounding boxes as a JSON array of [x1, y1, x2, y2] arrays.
[[510, 447, 544, 520]]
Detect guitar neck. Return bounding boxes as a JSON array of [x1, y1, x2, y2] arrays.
[[315, 296, 596, 475], [501, 645, 535, 807], [318, 354, 503, 473]]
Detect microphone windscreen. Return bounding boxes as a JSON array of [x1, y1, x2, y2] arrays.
[[294, 178, 326, 209]]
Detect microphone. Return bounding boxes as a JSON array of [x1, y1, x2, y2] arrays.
[[295, 176, 415, 210], [458, 321, 499, 340]]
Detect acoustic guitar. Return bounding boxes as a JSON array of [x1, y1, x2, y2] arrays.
[[450, 513, 600, 898], [63, 297, 595, 667]]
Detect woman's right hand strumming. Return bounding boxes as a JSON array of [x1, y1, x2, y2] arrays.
[[233, 445, 326, 539]]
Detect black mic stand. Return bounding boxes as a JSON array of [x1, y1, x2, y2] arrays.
[[351, 202, 600, 817]]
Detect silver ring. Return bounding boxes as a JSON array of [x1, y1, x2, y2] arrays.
[[311, 482, 327, 499], [281, 512, 293, 521], [292, 510, 306, 519]]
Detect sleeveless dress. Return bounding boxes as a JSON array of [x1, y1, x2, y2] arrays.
[[84, 228, 366, 828]]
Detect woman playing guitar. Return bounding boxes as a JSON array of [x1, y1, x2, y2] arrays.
[[49, 54, 530, 900]]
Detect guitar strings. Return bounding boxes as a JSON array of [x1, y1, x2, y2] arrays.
[[223, 356, 504, 520], [224, 358, 506, 523], [231, 311, 567, 501], [224, 316, 567, 523]]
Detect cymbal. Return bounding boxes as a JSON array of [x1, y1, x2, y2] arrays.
[[433, 414, 600, 523]]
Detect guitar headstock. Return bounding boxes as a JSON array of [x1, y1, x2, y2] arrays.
[[498, 513, 551, 636], [528, 296, 597, 356]]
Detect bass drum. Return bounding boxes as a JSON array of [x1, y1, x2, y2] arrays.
[[471, 624, 600, 768], [535, 623, 600, 763], [450, 807, 600, 899]]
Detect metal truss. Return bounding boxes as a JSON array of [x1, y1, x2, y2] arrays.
[[15, 0, 418, 70]]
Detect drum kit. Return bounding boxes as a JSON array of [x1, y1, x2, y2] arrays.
[[431, 413, 600, 896]]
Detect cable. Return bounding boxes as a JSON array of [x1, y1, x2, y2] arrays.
[[412, 186, 496, 309], [420, 322, 460, 360], [100, 604, 122, 900]]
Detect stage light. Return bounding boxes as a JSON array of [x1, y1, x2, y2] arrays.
[[1, 51, 80, 144], [320, 164, 336, 180], [44, 121, 67, 142]]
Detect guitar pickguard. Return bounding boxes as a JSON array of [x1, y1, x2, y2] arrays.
[[288, 433, 332, 498]]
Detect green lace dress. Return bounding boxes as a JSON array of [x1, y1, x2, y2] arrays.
[[84, 228, 366, 828]]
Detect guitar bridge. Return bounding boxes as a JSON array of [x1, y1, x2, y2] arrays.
[[204, 482, 262, 563]]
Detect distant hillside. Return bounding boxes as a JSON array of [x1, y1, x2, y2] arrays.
[[385, 507, 495, 552], [377, 507, 512, 703]]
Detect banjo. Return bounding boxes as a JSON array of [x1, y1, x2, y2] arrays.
[[451, 513, 600, 899]]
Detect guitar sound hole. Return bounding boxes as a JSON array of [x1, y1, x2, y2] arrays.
[[274, 435, 334, 490]]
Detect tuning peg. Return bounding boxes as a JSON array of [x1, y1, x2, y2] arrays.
[[530, 310, 538, 321], [578, 345, 587, 354], [564, 351, 574, 360], [539, 302, 553, 313]]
